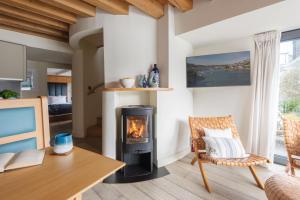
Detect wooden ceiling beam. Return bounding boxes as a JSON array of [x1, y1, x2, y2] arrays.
[[0, 15, 68, 39], [82, 0, 129, 15], [1, 0, 77, 24], [157, 0, 168, 5], [168, 0, 192, 12], [125, 0, 164, 19], [40, 0, 96, 17], [0, 24, 67, 42], [0, 3, 68, 32]]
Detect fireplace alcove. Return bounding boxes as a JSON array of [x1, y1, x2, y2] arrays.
[[104, 105, 169, 183]]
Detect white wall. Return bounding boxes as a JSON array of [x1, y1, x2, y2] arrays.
[[103, 7, 157, 87], [0, 29, 72, 54], [71, 7, 157, 89], [193, 37, 253, 144], [81, 7, 158, 156], [157, 9, 169, 88], [174, 0, 283, 35], [71, 7, 157, 142], [82, 43, 104, 130], [27, 47, 72, 65], [71, 7, 157, 88], [155, 6, 194, 167], [179, 0, 300, 48], [72, 31, 105, 137], [71, 6, 157, 140], [72, 50, 85, 137], [21, 60, 48, 98]]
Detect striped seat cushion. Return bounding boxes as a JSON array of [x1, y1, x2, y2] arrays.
[[203, 128, 233, 138], [202, 137, 247, 158]]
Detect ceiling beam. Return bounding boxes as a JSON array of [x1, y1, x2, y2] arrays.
[[40, 0, 96, 17], [0, 3, 68, 32], [125, 0, 164, 19], [1, 0, 77, 24], [82, 0, 129, 15], [168, 0, 192, 12], [0, 15, 68, 39], [0, 24, 67, 42], [157, 0, 168, 5]]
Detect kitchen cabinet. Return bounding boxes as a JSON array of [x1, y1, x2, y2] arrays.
[[0, 40, 26, 81]]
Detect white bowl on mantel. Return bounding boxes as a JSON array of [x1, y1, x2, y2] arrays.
[[120, 78, 135, 88]]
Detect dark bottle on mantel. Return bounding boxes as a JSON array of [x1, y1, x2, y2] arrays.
[[149, 64, 160, 88]]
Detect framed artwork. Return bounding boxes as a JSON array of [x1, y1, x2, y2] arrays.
[[186, 51, 251, 87]]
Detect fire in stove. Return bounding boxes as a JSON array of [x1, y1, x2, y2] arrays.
[[126, 116, 148, 142], [128, 119, 145, 138]]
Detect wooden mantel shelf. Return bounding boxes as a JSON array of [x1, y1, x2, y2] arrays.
[[102, 87, 173, 92]]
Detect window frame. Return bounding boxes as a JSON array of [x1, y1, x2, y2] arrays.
[[274, 29, 300, 165]]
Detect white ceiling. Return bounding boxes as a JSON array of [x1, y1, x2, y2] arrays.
[[179, 0, 300, 47], [26, 46, 72, 64]]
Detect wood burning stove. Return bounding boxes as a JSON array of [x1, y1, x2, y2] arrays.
[[103, 105, 169, 183], [120, 105, 153, 177]]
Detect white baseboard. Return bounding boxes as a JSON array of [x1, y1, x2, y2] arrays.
[[156, 148, 191, 168]]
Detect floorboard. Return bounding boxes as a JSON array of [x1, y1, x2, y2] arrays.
[[132, 181, 177, 200], [111, 183, 153, 200], [83, 153, 287, 200]]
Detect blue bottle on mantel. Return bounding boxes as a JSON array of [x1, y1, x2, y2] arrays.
[[149, 64, 160, 88], [142, 75, 148, 88]]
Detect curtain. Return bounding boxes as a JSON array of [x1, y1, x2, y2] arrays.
[[247, 31, 281, 160]]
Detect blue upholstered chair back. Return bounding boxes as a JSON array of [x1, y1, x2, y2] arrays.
[[0, 97, 50, 153]]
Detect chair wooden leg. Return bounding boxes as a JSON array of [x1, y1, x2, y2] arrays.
[[191, 156, 197, 165], [198, 159, 211, 193], [291, 166, 296, 176], [249, 166, 264, 190]]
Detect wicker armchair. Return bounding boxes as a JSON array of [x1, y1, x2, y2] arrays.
[[283, 118, 300, 176], [189, 115, 270, 192], [265, 174, 300, 200]]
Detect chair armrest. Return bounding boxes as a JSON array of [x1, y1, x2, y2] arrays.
[[192, 138, 205, 154], [198, 150, 207, 154], [291, 155, 300, 160]]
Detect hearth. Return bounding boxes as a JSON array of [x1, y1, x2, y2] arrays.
[[120, 105, 153, 177]]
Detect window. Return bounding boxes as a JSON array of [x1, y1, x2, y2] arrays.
[[275, 30, 300, 165]]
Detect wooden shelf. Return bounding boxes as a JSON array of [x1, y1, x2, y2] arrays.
[[48, 75, 71, 83], [102, 87, 173, 92]]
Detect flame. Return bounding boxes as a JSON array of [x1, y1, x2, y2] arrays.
[[128, 119, 145, 138]]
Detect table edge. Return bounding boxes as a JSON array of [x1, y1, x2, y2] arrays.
[[67, 162, 125, 200]]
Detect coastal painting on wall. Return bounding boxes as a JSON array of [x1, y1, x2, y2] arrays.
[[186, 51, 251, 87]]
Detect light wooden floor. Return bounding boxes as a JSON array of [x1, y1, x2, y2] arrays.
[[83, 153, 287, 200]]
